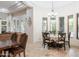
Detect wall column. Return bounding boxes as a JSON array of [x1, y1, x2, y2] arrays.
[[56, 16, 59, 34], [64, 16, 68, 38], [48, 16, 50, 31], [73, 14, 77, 39]]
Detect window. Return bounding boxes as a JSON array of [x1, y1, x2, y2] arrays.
[[68, 15, 74, 37], [50, 17, 56, 34], [59, 17, 64, 32], [69, 15, 74, 32]]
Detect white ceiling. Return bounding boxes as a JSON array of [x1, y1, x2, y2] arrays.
[[29, 1, 52, 9], [0, 1, 73, 9], [0, 1, 29, 13], [0, 1, 78, 13], [30, 1, 75, 9], [0, 1, 15, 9]]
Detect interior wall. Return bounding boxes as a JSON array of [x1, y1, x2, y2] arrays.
[[33, 6, 51, 42], [26, 8, 33, 41]]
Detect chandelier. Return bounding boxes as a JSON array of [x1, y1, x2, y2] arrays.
[[48, 1, 57, 18]]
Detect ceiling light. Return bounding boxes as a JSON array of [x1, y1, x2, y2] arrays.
[[48, 1, 57, 18]]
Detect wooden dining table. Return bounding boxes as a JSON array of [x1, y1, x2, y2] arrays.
[[49, 34, 64, 48], [0, 39, 19, 56], [0, 33, 19, 56], [50, 34, 58, 41]]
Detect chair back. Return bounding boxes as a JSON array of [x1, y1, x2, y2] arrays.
[[42, 32, 50, 42], [58, 32, 66, 42], [19, 33, 28, 49], [11, 33, 17, 42]]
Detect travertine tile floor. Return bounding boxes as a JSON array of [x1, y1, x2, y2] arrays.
[[25, 39, 79, 57]]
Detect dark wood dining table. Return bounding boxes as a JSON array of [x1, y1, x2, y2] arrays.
[[0, 40, 18, 48], [50, 34, 58, 41], [0, 39, 19, 56], [49, 34, 60, 48]]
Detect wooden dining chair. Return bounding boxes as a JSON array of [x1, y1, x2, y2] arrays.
[[0, 49, 6, 57], [10, 32, 18, 42], [42, 32, 53, 49], [56, 32, 66, 50], [9, 33, 28, 57], [4, 32, 18, 56]]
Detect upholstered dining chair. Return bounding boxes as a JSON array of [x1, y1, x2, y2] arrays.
[[42, 32, 53, 49], [9, 33, 28, 57], [56, 32, 66, 50]]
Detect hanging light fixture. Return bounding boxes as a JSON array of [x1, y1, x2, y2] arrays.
[[48, 1, 57, 18]]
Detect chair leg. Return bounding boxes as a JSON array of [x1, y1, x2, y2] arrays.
[[0, 51, 2, 56], [13, 54, 16, 57], [64, 44, 66, 50], [23, 51, 26, 57], [68, 42, 70, 48], [47, 43, 50, 49], [8, 50, 10, 57], [11, 53, 16, 57], [43, 43, 45, 48], [4, 51, 6, 56], [19, 53, 21, 57]]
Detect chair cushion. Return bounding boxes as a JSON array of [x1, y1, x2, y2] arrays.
[[56, 41, 64, 44]]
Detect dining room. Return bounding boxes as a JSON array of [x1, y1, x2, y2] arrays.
[[0, 0, 79, 57]]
